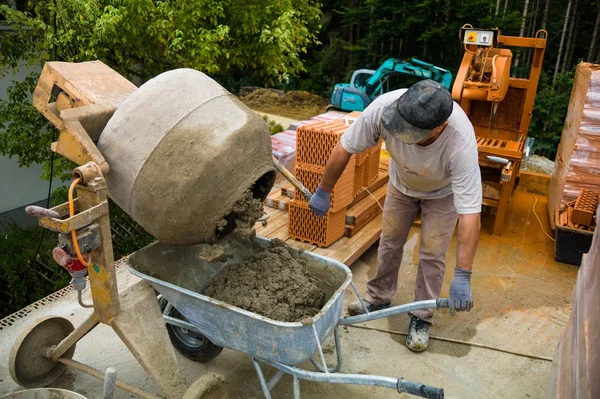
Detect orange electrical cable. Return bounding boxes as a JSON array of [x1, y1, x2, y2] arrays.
[[68, 177, 91, 266]]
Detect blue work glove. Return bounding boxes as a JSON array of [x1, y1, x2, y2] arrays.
[[309, 186, 331, 217], [449, 267, 473, 315]]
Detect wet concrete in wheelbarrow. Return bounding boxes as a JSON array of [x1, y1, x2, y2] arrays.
[[204, 240, 325, 322], [0, 192, 578, 398]]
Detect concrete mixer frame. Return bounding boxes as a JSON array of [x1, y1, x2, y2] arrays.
[[9, 62, 223, 399]]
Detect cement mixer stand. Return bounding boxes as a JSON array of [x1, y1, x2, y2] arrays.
[[9, 62, 226, 399]]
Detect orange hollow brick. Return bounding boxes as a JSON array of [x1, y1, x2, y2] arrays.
[[363, 144, 382, 186], [289, 200, 346, 247], [294, 162, 355, 212], [296, 120, 351, 167], [572, 188, 599, 226], [353, 162, 366, 198]]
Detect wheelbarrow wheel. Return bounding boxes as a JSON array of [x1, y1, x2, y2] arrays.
[[159, 298, 223, 362]]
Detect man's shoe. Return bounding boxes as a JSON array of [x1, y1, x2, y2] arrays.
[[406, 316, 430, 352], [347, 299, 391, 316]]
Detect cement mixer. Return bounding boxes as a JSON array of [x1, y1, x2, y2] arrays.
[[34, 62, 280, 245]]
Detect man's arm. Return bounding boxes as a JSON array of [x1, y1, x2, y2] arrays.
[[456, 212, 480, 271], [309, 142, 353, 217], [320, 142, 353, 191], [448, 212, 480, 314]]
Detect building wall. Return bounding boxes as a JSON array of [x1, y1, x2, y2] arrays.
[[0, 62, 65, 230]]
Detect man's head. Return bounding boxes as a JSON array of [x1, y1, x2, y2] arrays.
[[381, 79, 453, 144]]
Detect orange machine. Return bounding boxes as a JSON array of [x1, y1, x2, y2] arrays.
[[452, 25, 547, 235]]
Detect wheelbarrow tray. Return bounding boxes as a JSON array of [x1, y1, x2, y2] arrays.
[[126, 236, 352, 365]]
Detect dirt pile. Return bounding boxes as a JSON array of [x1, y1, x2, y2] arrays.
[[521, 155, 555, 174], [203, 239, 326, 322], [240, 88, 328, 120]]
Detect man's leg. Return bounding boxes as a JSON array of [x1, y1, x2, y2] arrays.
[[365, 183, 420, 305], [411, 193, 458, 323]]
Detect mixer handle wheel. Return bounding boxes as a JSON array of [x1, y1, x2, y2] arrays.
[[9, 316, 76, 388]]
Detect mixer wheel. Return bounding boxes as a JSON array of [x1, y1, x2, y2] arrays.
[[159, 299, 223, 362], [9, 316, 76, 388]]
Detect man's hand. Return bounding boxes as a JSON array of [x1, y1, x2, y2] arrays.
[[449, 267, 473, 315], [309, 187, 331, 217]]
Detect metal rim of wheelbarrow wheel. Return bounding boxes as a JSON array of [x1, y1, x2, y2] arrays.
[[159, 297, 223, 362]]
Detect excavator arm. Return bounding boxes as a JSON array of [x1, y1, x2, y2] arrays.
[[365, 58, 452, 96]]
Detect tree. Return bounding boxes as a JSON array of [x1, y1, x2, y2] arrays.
[[588, 6, 600, 61], [553, 0, 572, 83], [0, 0, 322, 179]]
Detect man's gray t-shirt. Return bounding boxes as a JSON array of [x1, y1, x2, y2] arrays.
[[340, 89, 482, 214]]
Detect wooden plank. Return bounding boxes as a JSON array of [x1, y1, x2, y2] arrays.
[[313, 213, 383, 266], [346, 185, 387, 225], [482, 197, 500, 207], [267, 223, 290, 241], [284, 238, 317, 252], [348, 171, 389, 207], [255, 211, 288, 236]]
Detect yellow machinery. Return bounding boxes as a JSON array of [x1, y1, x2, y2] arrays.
[[453, 25, 547, 235], [8, 62, 226, 399]]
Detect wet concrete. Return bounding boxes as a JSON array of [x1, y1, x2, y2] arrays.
[[0, 191, 577, 398]]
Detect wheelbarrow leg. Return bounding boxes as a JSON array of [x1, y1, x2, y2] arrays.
[[293, 376, 300, 399], [310, 326, 343, 373], [251, 358, 273, 399]]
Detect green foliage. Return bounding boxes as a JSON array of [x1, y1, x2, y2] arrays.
[[529, 68, 576, 158], [0, 225, 70, 318], [262, 115, 285, 134], [0, 0, 322, 181], [0, 0, 322, 83]]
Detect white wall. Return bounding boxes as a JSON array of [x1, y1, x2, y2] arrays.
[[0, 61, 65, 223]]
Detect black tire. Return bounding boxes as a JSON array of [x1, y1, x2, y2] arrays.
[[159, 298, 223, 362]]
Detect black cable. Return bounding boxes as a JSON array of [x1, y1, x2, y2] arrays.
[[29, 0, 58, 266]]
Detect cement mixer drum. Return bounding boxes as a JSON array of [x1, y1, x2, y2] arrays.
[[98, 69, 275, 245]]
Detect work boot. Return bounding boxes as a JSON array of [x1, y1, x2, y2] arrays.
[[347, 298, 390, 316], [406, 316, 430, 352]]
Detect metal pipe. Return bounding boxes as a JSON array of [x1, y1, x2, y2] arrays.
[[338, 299, 448, 325], [163, 315, 201, 332], [310, 326, 342, 373], [263, 360, 444, 399], [58, 358, 163, 399], [251, 358, 273, 399], [266, 370, 286, 391], [51, 312, 99, 360], [103, 367, 117, 399]]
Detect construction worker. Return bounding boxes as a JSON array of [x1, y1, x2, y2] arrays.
[[309, 79, 481, 352]]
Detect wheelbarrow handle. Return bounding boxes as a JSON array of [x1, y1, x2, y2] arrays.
[[338, 298, 450, 325], [398, 378, 444, 399]]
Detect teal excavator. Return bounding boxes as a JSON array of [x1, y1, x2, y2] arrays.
[[329, 58, 452, 112]]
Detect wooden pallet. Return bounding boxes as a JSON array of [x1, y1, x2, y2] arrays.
[[476, 136, 523, 160]]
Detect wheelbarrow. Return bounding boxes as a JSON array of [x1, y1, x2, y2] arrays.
[[126, 236, 452, 399]]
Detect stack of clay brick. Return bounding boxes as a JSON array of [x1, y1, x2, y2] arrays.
[[289, 117, 382, 247], [549, 63, 600, 220], [555, 188, 598, 232]]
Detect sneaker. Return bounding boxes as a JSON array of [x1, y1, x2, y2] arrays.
[[347, 299, 391, 316], [406, 316, 430, 352]]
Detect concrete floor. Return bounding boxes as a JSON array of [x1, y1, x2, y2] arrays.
[[0, 191, 578, 399]]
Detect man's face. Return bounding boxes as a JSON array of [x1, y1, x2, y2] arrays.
[[414, 120, 449, 146]]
